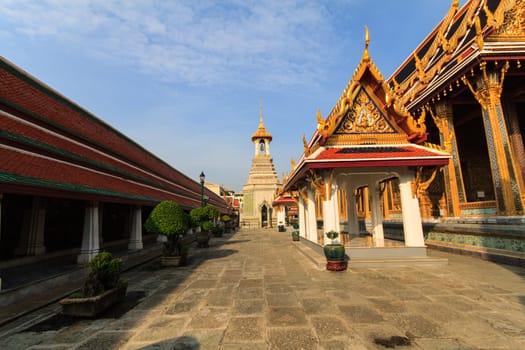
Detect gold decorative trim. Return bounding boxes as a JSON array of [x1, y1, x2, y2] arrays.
[[461, 61, 509, 109]]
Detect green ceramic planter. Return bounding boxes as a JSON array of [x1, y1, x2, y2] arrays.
[[323, 244, 345, 260]]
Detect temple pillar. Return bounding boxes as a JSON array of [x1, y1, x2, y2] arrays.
[[345, 187, 359, 234], [399, 171, 425, 247], [77, 201, 100, 264], [306, 187, 318, 243], [502, 96, 525, 193], [463, 63, 524, 215], [16, 196, 46, 256], [298, 195, 306, 237], [434, 102, 465, 217], [128, 205, 143, 250], [369, 183, 384, 247], [322, 178, 339, 244]]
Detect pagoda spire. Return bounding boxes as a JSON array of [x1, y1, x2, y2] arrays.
[[251, 98, 272, 142]]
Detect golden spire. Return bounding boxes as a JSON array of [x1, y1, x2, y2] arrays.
[[251, 98, 273, 141], [363, 26, 370, 62]]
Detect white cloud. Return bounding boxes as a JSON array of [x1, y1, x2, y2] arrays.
[[0, 0, 341, 88]]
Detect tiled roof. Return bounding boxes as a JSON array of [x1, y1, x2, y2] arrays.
[[313, 145, 447, 162], [0, 57, 229, 212], [272, 196, 296, 206]]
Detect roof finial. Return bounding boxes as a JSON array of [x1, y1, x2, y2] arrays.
[[363, 26, 370, 61], [259, 97, 263, 126]]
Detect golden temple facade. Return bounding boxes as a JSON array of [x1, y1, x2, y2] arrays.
[[284, 0, 525, 264]]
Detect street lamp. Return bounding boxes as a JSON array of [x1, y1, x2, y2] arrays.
[[199, 171, 205, 207]]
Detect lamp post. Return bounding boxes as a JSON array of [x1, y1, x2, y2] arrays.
[[199, 171, 205, 207]]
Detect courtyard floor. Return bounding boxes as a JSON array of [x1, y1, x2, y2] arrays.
[[0, 228, 524, 349]]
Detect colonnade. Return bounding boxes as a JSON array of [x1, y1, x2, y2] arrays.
[[295, 167, 426, 248]]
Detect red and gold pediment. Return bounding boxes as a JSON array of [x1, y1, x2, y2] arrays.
[[316, 28, 420, 146]]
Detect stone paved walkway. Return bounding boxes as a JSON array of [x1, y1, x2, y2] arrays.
[[1, 228, 524, 349]]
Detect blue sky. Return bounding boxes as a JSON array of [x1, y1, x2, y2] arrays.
[[0, 0, 459, 192]]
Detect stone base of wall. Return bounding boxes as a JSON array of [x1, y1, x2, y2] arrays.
[[383, 218, 525, 266]]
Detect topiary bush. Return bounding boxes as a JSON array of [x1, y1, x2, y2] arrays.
[[144, 200, 190, 256], [81, 251, 124, 297]]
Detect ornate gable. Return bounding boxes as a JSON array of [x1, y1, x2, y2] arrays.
[[316, 28, 414, 146]]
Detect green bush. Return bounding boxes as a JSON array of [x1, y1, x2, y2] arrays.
[[81, 251, 124, 297], [190, 204, 220, 228], [190, 207, 208, 227], [201, 220, 213, 232], [144, 200, 190, 237], [145, 200, 190, 256]]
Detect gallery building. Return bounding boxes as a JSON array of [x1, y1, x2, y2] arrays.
[[0, 56, 229, 289]]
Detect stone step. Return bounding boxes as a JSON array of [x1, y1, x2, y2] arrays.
[[349, 257, 449, 267]]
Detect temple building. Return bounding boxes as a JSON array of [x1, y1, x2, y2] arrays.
[[0, 56, 229, 297], [283, 0, 525, 265], [241, 103, 280, 228]]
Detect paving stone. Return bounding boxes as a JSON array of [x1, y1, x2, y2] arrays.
[[301, 297, 338, 315], [222, 316, 264, 343], [367, 297, 408, 313], [188, 279, 218, 289], [390, 313, 444, 338], [265, 293, 299, 307], [338, 305, 384, 324], [76, 331, 133, 350], [2, 229, 525, 350], [186, 308, 231, 329], [236, 287, 264, 299], [238, 279, 263, 288], [219, 343, 267, 350], [413, 338, 478, 350], [267, 328, 317, 350], [310, 316, 348, 339], [132, 317, 186, 342], [267, 307, 308, 327], [232, 299, 265, 315], [264, 283, 293, 293]]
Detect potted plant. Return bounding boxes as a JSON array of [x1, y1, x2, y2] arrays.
[[291, 223, 300, 241], [59, 251, 127, 317], [323, 231, 347, 271], [191, 204, 219, 247], [221, 214, 232, 233], [144, 200, 191, 266], [212, 224, 224, 237]]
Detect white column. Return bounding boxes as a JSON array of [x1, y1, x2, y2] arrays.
[[369, 184, 384, 247], [306, 187, 317, 242], [322, 183, 339, 244], [128, 205, 143, 250], [346, 188, 359, 234], [77, 201, 100, 264], [254, 141, 259, 156], [265, 140, 270, 156], [298, 196, 306, 237], [16, 196, 46, 256], [399, 171, 425, 247], [276, 206, 285, 225]]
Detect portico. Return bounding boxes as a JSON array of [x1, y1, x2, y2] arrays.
[[283, 29, 449, 262]]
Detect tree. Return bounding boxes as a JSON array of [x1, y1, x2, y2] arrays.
[[144, 200, 190, 256]]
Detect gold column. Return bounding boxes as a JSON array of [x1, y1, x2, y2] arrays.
[[463, 62, 524, 215], [432, 102, 465, 217]]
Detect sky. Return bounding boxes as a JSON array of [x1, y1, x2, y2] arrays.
[[0, 0, 460, 192]]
